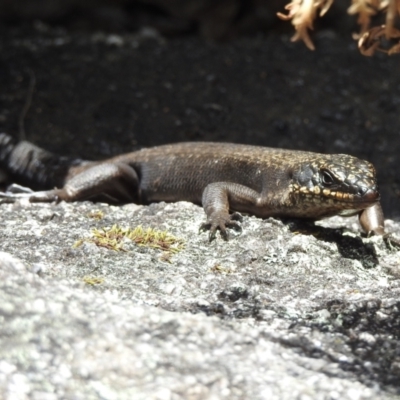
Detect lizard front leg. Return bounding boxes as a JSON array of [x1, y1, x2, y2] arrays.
[[358, 203, 385, 236], [359, 202, 400, 247], [200, 182, 262, 241]]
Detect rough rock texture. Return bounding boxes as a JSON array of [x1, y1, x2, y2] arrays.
[[1, 200, 400, 399]]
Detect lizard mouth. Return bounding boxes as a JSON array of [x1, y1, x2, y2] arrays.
[[356, 187, 380, 203], [321, 187, 380, 204], [336, 189, 379, 216]]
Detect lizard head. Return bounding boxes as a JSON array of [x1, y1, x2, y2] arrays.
[[290, 154, 379, 217]]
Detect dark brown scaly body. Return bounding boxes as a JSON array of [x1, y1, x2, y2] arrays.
[[0, 133, 385, 240]]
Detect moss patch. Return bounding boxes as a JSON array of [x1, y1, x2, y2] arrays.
[[75, 224, 185, 255]]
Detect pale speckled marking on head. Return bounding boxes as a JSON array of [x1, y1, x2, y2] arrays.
[[289, 153, 379, 216]]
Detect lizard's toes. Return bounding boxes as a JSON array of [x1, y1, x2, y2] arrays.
[[199, 213, 242, 241], [199, 222, 211, 233], [225, 220, 242, 232], [199, 223, 226, 241], [216, 223, 228, 241], [230, 212, 243, 222], [383, 234, 400, 249]]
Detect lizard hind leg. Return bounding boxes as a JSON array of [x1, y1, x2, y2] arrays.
[[31, 162, 141, 204]]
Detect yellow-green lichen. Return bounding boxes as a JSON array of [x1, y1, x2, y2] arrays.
[[82, 275, 104, 285], [75, 224, 185, 255], [210, 264, 233, 274], [87, 210, 105, 220]]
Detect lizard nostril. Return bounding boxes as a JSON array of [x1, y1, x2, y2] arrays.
[[358, 187, 368, 196], [360, 187, 379, 201]]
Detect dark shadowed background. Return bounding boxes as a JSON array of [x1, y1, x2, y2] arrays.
[[0, 0, 399, 216]]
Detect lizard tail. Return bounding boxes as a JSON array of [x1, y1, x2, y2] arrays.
[[0, 133, 83, 190]]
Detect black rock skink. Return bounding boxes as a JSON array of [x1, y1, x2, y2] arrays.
[[0, 133, 386, 240]]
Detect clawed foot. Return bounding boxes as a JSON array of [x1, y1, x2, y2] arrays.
[[367, 229, 400, 250], [0, 184, 60, 204], [382, 233, 400, 250], [200, 211, 243, 241]]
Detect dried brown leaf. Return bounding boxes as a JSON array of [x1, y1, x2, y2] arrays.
[[358, 25, 386, 55], [358, 25, 400, 55], [279, 0, 400, 55], [319, 0, 334, 15], [348, 0, 382, 38], [388, 42, 400, 53], [277, 0, 333, 49]]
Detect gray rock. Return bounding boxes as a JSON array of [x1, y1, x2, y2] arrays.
[[1, 200, 399, 399]]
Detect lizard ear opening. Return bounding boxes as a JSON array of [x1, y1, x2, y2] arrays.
[[293, 164, 314, 186]]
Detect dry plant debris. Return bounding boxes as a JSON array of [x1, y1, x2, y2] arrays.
[[278, 0, 400, 55]]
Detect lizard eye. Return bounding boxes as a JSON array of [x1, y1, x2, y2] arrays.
[[321, 170, 335, 186]]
